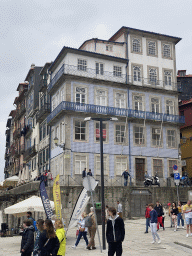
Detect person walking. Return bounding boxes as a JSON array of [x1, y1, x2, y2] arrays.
[[87, 207, 96, 250], [167, 203, 173, 228], [55, 219, 66, 256], [33, 219, 44, 256], [105, 205, 110, 223], [154, 201, 164, 230], [177, 201, 184, 229], [82, 168, 86, 178], [26, 212, 36, 231], [72, 212, 89, 249], [106, 207, 125, 256], [87, 169, 93, 176], [183, 200, 192, 237], [171, 202, 178, 232], [148, 203, 161, 244], [145, 204, 151, 233], [39, 219, 59, 256], [117, 201, 123, 219], [122, 170, 130, 186], [20, 219, 34, 256]]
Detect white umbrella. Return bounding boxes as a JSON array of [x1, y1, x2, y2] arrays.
[[3, 175, 19, 187], [4, 196, 55, 217]]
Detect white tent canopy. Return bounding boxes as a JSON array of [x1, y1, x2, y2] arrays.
[[3, 175, 19, 187], [4, 196, 55, 217]]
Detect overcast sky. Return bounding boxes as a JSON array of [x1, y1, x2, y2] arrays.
[[0, 0, 192, 181]]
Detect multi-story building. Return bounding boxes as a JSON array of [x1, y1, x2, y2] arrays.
[[47, 27, 184, 186], [179, 98, 192, 177], [177, 70, 192, 101]]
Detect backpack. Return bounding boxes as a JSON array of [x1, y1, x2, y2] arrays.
[[84, 215, 93, 227], [33, 220, 38, 231]]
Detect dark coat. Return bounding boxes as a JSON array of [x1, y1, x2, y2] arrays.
[[106, 215, 125, 243], [154, 205, 164, 217], [20, 225, 34, 254], [39, 230, 60, 256]]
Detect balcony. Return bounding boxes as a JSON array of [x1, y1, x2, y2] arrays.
[[25, 125, 33, 138], [23, 145, 36, 162], [20, 144, 25, 154], [13, 128, 21, 140], [36, 103, 51, 122], [39, 78, 48, 92], [14, 105, 26, 120], [47, 101, 185, 125], [48, 64, 180, 94]]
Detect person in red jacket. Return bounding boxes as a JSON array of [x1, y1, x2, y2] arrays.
[[145, 204, 151, 233]]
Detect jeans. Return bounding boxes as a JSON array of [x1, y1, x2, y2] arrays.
[[150, 223, 160, 242], [146, 218, 150, 232], [124, 179, 128, 186], [177, 213, 184, 227], [75, 231, 88, 246]]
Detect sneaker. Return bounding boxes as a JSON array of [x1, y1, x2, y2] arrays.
[[151, 240, 156, 244], [190, 233, 192, 236], [186, 234, 189, 237], [144, 231, 148, 233], [158, 239, 161, 244], [92, 247, 96, 250], [72, 245, 76, 249], [182, 226, 185, 229], [174, 229, 176, 232], [86, 246, 91, 250], [177, 226, 179, 229]]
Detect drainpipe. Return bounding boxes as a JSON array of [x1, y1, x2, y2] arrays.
[[126, 29, 132, 186], [48, 70, 52, 175]]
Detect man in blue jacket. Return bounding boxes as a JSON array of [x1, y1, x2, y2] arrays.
[[106, 207, 125, 256], [122, 170, 130, 186]]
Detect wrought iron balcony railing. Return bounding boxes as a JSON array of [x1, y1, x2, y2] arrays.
[[47, 101, 185, 125], [23, 145, 36, 161], [48, 64, 181, 93], [36, 103, 51, 122]]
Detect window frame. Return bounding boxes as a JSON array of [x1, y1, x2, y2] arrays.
[[151, 127, 163, 148], [114, 123, 128, 145], [162, 42, 172, 59], [168, 159, 178, 176], [149, 96, 161, 114], [74, 153, 88, 175], [95, 87, 108, 106], [148, 66, 159, 84], [147, 39, 158, 57], [94, 121, 109, 144], [113, 65, 122, 77], [165, 98, 175, 115], [96, 62, 104, 75], [167, 129, 177, 149], [132, 93, 145, 111], [152, 158, 164, 178], [77, 59, 87, 72], [131, 35, 142, 54], [133, 125, 146, 147], [74, 85, 88, 104], [115, 156, 128, 176], [94, 154, 109, 176], [73, 119, 88, 142], [114, 90, 127, 109]]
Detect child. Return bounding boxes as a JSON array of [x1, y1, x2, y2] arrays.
[[149, 203, 161, 244], [20, 219, 34, 256]]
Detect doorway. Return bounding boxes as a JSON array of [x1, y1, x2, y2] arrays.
[[135, 158, 145, 185]]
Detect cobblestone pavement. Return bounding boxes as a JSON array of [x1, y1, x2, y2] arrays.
[[1, 218, 192, 255]]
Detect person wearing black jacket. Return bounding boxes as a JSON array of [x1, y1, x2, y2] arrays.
[[154, 201, 164, 231], [106, 207, 125, 256], [20, 219, 34, 256], [39, 219, 59, 256]]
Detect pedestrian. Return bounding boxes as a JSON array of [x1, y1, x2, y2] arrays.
[[117, 201, 123, 219], [26, 212, 36, 231], [82, 168, 86, 178], [105, 205, 110, 223], [183, 200, 192, 237], [145, 204, 151, 233], [72, 212, 89, 249], [106, 207, 125, 256], [171, 202, 178, 232], [87, 169, 93, 176], [20, 219, 34, 256], [144, 171, 149, 178], [122, 170, 130, 186], [154, 201, 164, 230], [39, 219, 59, 256], [44, 171, 48, 186], [47, 170, 53, 186], [55, 219, 66, 256], [148, 203, 161, 244], [33, 219, 44, 256], [167, 203, 173, 227], [177, 201, 184, 229], [87, 207, 96, 250]]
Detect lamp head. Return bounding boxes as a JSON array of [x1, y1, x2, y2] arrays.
[[53, 137, 59, 145]]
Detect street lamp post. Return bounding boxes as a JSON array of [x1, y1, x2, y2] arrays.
[[84, 116, 118, 250]]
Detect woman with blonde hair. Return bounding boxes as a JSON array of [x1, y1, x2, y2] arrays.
[[39, 219, 59, 256], [72, 212, 88, 249], [55, 219, 66, 256]]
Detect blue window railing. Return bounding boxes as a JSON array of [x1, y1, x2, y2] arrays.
[[47, 101, 185, 124]]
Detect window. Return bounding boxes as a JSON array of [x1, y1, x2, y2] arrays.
[[168, 159, 177, 176], [167, 130, 176, 148], [166, 100, 174, 115], [43, 123, 46, 138], [116, 157, 128, 175], [151, 97, 160, 113], [60, 123, 63, 143], [75, 87, 86, 104], [148, 41, 156, 55], [52, 96, 56, 111], [95, 155, 107, 175], [149, 68, 157, 83], [164, 71, 172, 86], [106, 45, 112, 51], [163, 43, 171, 58], [115, 92, 126, 108], [132, 38, 141, 53], [96, 89, 107, 106], [153, 159, 163, 178], [134, 126, 145, 145], [96, 63, 104, 75], [75, 155, 87, 174], [152, 128, 162, 146], [46, 148, 49, 162], [55, 126, 59, 141], [116, 125, 125, 143], [75, 121, 86, 141], [77, 59, 87, 71], [133, 95, 144, 111], [95, 122, 107, 142], [133, 66, 141, 82], [40, 126, 43, 141], [113, 66, 122, 77]]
